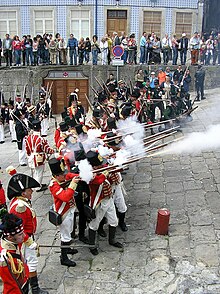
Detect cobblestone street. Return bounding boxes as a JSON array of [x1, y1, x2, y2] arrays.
[[1, 88, 220, 294]]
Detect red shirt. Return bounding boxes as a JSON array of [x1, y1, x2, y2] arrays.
[[12, 40, 22, 50]]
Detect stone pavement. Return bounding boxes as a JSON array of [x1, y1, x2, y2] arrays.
[[1, 89, 220, 293]]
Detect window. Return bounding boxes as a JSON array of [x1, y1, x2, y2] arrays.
[[175, 12, 192, 38], [107, 10, 127, 19], [70, 10, 90, 40], [0, 11, 17, 38], [34, 10, 54, 36], [143, 11, 162, 36]]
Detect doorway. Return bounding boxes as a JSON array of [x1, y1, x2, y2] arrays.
[[44, 76, 88, 114], [107, 10, 127, 37]]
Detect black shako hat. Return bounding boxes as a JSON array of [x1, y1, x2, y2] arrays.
[[0, 213, 24, 237], [107, 117, 117, 130], [93, 107, 100, 118], [7, 174, 40, 200], [75, 124, 86, 135], [32, 119, 41, 131], [59, 121, 69, 132], [74, 149, 86, 161], [86, 151, 106, 167], [106, 132, 119, 146], [121, 106, 132, 118], [48, 158, 66, 176]]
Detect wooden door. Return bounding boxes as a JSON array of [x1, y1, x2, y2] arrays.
[[107, 10, 127, 36], [44, 79, 88, 114]]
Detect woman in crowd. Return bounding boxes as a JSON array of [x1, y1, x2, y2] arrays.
[[91, 35, 100, 65], [12, 35, 22, 66], [100, 37, 108, 65]]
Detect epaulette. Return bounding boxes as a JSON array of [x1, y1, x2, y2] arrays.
[[49, 179, 55, 187], [15, 200, 26, 213]]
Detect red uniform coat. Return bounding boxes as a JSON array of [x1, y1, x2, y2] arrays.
[[0, 239, 29, 293], [9, 197, 37, 242], [0, 187, 6, 206], [49, 173, 78, 216], [89, 173, 113, 207], [25, 131, 54, 167]]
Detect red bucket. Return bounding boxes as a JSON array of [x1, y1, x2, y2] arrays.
[[155, 208, 170, 235]]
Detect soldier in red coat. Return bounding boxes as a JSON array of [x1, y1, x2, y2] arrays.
[[25, 119, 54, 192], [86, 150, 123, 255], [7, 169, 48, 294], [0, 180, 7, 211], [0, 213, 29, 294], [48, 158, 80, 267]]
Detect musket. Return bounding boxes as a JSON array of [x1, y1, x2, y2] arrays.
[[11, 112, 30, 132], [22, 84, 27, 102], [39, 244, 89, 249], [89, 85, 99, 97], [99, 77, 112, 97], [144, 130, 177, 147], [144, 126, 180, 141], [177, 106, 198, 119], [97, 102, 111, 117], [94, 76, 105, 91], [144, 118, 176, 129], [85, 94, 94, 110], [48, 81, 54, 98], [30, 85, 34, 104]]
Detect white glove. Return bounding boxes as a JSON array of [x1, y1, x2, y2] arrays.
[[28, 241, 38, 250]]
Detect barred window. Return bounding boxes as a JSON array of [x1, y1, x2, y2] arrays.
[[143, 11, 162, 36], [0, 11, 17, 38], [34, 10, 54, 36], [175, 12, 193, 38], [70, 10, 90, 40]]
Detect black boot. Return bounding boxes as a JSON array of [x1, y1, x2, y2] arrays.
[[109, 226, 123, 248], [98, 218, 107, 237], [61, 241, 78, 255], [60, 248, 76, 267], [118, 212, 128, 232], [30, 276, 49, 294], [89, 228, 98, 255]]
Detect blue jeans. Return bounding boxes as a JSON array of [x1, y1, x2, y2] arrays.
[[92, 49, 98, 65], [85, 51, 90, 63], [172, 47, 178, 65], [140, 46, 146, 63], [69, 48, 77, 65], [122, 50, 128, 63], [25, 47, 33, 65], [180, 48, 187, 65], [14, 50, 21, 65]]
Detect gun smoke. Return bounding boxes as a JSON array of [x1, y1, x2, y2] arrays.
[[166, 124, 220, 155]]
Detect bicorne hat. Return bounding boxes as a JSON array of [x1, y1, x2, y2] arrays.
[[7, 173, 40, 200]]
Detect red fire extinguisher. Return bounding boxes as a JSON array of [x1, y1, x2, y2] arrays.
[[155, 208, 170, 235]]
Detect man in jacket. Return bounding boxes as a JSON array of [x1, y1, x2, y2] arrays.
[[3, 34, 13, 66]]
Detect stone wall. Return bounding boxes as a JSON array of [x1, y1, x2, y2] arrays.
[[0, 65, 219, 103]]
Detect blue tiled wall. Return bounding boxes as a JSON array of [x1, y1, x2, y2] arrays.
[[1, 0, 199, 38]]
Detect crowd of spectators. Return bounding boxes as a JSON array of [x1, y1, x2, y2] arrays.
[[0, 30, 220, 67]]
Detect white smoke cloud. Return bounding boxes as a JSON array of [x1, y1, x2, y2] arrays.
[[78, 159, 93, 184], [166, 124, 220, 155]]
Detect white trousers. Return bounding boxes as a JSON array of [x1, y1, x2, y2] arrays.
[[101, 50, 108, 65], [59, 207, 75, 242], [89, 197, 118, 231], [41, 118, 49, 136], [0, 124, 4, 142], [31, 164, 45, 186], [23, 241, 38, 273], [9, 120, 17, 141], [113, 183, 127, 213], [19, 138, 27, 165]]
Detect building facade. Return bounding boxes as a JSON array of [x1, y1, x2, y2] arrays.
[[0, 0, 204, 40]]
